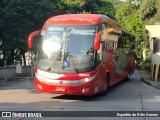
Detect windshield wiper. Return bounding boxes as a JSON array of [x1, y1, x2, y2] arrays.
[[46, 50, 62, 71], [61, 30, 79, 73], [68, 55, 79, 73]]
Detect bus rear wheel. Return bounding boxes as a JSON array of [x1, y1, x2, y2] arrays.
[[125, 69, 130, 81], [99, 75, 110, 96]]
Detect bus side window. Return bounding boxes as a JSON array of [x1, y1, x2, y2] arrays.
[[94, 23, 106, 67], [95, 41, 104, 66], [115, 35, 123, 61], [117, 32, 135, 61], [117, 36, 123, 48]]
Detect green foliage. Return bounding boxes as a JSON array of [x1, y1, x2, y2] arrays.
[[81, 0, 116, 19], [139, 57, 151, 71], [140, 0, 160, 24], [140, 0, 157, 24], [106, 0, 123, 12], [116, 0, 139, 25], [62, 0, 116, 19], [0, 0, 70, 66], [125, 11, 149, 60], [116, 0, 150, 70]]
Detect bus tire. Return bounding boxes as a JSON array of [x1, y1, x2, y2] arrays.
[[99, 75, 110, 96], [125, 68, 130, 81]]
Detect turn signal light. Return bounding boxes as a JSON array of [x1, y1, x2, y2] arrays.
[[82, 88, 89, 93]]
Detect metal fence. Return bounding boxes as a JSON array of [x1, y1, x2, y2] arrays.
[[0, 66, 34, 80]]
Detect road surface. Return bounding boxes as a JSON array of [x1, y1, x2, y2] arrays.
[[0, 70, 160, 120]]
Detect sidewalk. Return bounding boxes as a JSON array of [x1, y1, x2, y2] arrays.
[[0, 78, 34, 89], [140, 71, 160, 89]]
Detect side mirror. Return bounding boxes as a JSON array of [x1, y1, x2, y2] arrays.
[[94, 32, 101, 51], [28, 30, 41, 48]]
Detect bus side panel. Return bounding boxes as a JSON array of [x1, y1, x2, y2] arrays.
[[95, 61, 108, 93], [104, 49, 119, 86], [118, 53, 136, 80]]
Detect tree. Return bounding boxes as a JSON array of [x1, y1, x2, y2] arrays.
[[63, 0, 116, 19], [116, 0, 139, 25], [116, 0, 149, 69], [84, 0, 115, 19], [140, 0, 160, 24], [106, 0, 123, 12], [0, 0, 67, 66]]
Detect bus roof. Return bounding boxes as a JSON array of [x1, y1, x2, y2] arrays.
[[44, 14, 133, 36], [45, 14, 107, 25]]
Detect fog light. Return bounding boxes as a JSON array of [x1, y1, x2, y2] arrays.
[[82, 88, 89, 93], [38, 84, 42, 90]]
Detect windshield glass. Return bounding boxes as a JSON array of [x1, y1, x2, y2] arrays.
[[36, 25, 97, 74]]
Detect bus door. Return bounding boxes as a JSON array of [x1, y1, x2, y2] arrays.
[[105, 40, 119, 84], [113, 37, 126, 80]]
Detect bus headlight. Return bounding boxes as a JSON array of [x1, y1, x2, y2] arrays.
[[83, 76, 95, 82], [80, 73, 97, 83]]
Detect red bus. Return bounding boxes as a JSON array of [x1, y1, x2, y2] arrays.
[[28, 14, 135, 96]]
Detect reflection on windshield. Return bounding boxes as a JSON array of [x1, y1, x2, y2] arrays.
[[36, 25, 97, 74], [42, 35, 62, 58]]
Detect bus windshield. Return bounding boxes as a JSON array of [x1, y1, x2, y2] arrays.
[[36, 25, 97, 74]]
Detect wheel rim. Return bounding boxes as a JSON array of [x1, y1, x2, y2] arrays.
[[99, 76, 109, 95], [103, 80, 107, 92]]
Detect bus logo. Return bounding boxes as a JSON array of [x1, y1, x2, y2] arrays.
[[59, 81, 63, 85]]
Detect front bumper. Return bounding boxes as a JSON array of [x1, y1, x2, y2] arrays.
[[35, 77, 95, 96]]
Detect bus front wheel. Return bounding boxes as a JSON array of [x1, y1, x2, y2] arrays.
[[99, 75, 110, 96]]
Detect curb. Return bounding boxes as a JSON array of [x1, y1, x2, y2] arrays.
[[0, 77, 34, 82], [141, 75, 160, 89]]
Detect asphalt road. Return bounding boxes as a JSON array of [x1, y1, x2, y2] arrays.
[[0, 70, 160, 120]]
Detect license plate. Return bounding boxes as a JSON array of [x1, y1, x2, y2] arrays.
[[56, 87, 66, 92]]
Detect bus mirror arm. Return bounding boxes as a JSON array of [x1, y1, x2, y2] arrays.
[[94, 32, 101, 51], [28, 30, 41, 48]]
